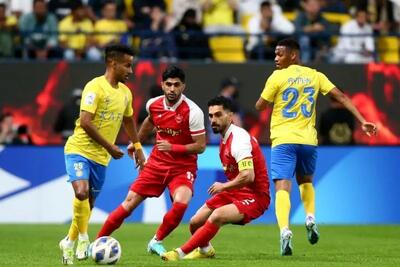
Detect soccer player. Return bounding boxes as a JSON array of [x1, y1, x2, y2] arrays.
[[58, 44, 146, 265], [255, 38, 377, 256], [96, 66, 207, 256], [162, 96, 270, 261]]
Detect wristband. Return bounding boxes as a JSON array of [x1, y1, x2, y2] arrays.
[[133, 142, 142, 150], [171, 144, 187, 153]]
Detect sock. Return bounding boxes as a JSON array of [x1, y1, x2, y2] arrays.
[[180, 221, 220, 254], [189, 222, 209, 247], [79, 233, 89, 241], [175, 248, 186, 259], [275, 190, 291, 232], [68, 198, 90, 241], [97, 205, 130, 238], [155, 202, 187, 241], [199, 244, 212, 253], [64, 236, 75, 248], [299, 183, 315, 217]]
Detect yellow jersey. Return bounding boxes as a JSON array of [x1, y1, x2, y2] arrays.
[[59, 15, 94, 50], [260, 64, 335, 147], [65, 76, 133, 166], [94, 19, 127, 46]]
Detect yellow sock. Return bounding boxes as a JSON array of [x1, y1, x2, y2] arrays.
[[275, 190, 291, 231], [68, 198, 91, 241], [299, 183, 315, 216]]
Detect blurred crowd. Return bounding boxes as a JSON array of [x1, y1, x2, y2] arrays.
[[0, 0, 399, 63]]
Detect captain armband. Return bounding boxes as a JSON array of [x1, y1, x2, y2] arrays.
[[238, 158, 254, 171]]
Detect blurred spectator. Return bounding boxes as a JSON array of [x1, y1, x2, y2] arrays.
[[87, 0, 125, 21], [318, 94, 355, 145], [131, 0, 166, 30], [172, 9, 211, 60], [219, 76, 243, 127], [331, 9, 375, 63], [58, 1, 101, 60], [320, 0, 348, 13], [0, 2, 17, 57], [0, 112, 16, 144], [19, 0, 59, 60], [139, 6, 176, 60], [9, 0, 32, 18], [201, 0, 243, 33], [168, 0, 201, 30], [48, 0, 76, 21], [54, 88, 82, 141], [94, 1, 128, 48], [294, 0, 334, 63], [12, 124, 33, 145], [246, 1, 294, 60]]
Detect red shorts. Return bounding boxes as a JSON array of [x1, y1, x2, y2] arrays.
[[206, 190, 270, 224], [130, 163, 196, 198]]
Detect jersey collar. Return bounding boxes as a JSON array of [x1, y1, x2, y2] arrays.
[[163, 94, 185, 111], [222, 123, 234, 144]]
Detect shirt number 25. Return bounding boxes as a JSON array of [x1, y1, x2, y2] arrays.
[[282, 87, 315, 118]]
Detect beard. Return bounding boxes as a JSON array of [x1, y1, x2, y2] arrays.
[[211, 125, 221, 134]]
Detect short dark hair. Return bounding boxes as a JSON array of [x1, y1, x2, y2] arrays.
[[277, 38, 300, 51], [261, 1, 271, 8], [207, 96, 234, 112], [104, 44, 135, 63], [162, 66, 185, 83]]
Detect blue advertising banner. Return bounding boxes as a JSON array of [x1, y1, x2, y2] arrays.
[[0, 146, 399, 224]]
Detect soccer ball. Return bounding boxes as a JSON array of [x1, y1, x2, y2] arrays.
[[89, 236, 121, 265]]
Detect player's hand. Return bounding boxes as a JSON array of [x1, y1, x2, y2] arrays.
[[208, 182, 225, 195], [362, 122, 378, 137], [108, 144, 124, 159], [127, 143, 135, 158], [156, 140, 172, 152], [134, 149, 146, 171]]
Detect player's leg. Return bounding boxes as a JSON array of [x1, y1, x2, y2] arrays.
[[162, 204, 243, 261], [75, 160, 107, 260], [271, 144, 297, 256], [97, 190, 145, 238], [296, 144, 319, 245], [60, 154, 92, 265], [148, 184, 192, 256], [184, 204, 215, 259]]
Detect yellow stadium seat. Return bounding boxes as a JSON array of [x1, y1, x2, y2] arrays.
[[209, 36, 246, 62], [378, 36, 400, 63]]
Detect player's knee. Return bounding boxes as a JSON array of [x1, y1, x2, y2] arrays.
[[75, 190, 89, 201], [208, 209, 227, 225]]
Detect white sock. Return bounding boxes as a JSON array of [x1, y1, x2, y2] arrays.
[[176, 248, 186, 259], [152, 235, 161, 243], [79, 233, 89, 241], [199, 244, 212, 253], [280, 227, 290, 236], [65, 236, 75, 248]]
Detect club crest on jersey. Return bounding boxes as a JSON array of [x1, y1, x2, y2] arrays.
[[175, 113, 183, 123]]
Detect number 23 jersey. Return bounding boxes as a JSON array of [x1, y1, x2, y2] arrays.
[[261, 64, 335, 147]]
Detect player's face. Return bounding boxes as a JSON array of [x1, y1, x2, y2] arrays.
[[114, 54, 133, 83], [274, 46, 293, 69], [161, 78, 185, 104], [208, 105, 232, 134]]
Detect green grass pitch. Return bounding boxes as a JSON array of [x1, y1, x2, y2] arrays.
[[1, 224, 399, 266]]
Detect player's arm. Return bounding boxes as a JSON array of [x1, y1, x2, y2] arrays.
[[137, 115, 155, 143], [156, 133, 206, 154], [122, 116, 145, 170], [328, 87, 377, 136], [255, 97, 272, 111], [80, 110, 124, 159], [208, 158, 255, 195]]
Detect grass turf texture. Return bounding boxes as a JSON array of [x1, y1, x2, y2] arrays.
[[0, 224, 399, 266]]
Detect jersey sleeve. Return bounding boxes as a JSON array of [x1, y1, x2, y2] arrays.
[[318, 72, 336, 95], [231, 130, 252, 162], [261, 71, 280, 103], [189, 105, 206, 136], [80, 81, 101, 114], [123, 88, 133, 117]]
